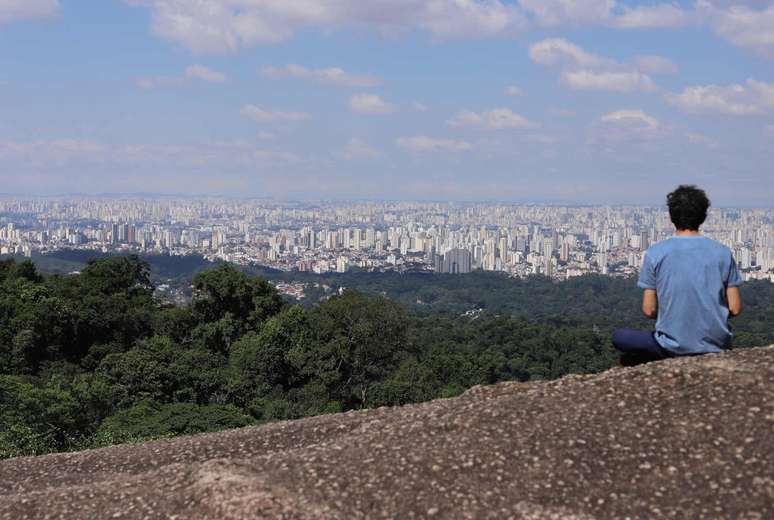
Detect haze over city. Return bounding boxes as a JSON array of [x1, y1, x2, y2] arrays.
[[1, 0, 773, 205]]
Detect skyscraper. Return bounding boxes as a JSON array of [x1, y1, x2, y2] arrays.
[[439, 248, 472, 274], [111, 223, 119, 244], [560, 242, 570, 262], [543, 255, 553, 278]]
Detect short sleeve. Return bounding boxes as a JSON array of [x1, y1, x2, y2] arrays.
[[727, 253, 743, 287], [638, 251, 656, 290]]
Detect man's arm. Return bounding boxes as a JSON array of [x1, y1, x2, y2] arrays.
[[637, 250, 657, 320], [642, 289, 658, 319], [726, 286, 742, 317], [726, 253, 743, 318]]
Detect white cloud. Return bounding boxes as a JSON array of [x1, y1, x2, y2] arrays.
[[519, 0, 614, 27], [0, 138, 104, 156], [185, 64, 227, 83], [633, 55, 678, 75], [504, 85, 525, 96], [414, 0, 526, 38], [337, 138, 382, 160], [518, 1, 695, 30], [600, 109, 659, 128], [611, 4, 692, 29], [0, 0, 58, 25], [350, 94, 397, 115], [698, 1, 774, 57], [412, 102, 429, 112], [766, 124, 774, 137], [261, 64, 382, 87], [125, 0, 774, 59], [562, 69, 657, 92], [240, 104, 312, 122], [138, 64, 227, 89], [528, 38, 611, 68], [0, 138, 302, 171], [396, 136, 472, 152], [124, 0, 298, 54], [126, 0, 526, 55], [591, 109, 667, 142], [530, 38, 658, 93], [518, 0, 695, 31], [448, 108, 534, 129], [256, 131, 275, 140], [666, 79, 774, 115]]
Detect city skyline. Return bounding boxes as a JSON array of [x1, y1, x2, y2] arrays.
[[2, 198, 772, 294], [1, 1, 773, 205]]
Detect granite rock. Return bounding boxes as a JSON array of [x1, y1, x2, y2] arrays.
[[2, 346, 773, 519]]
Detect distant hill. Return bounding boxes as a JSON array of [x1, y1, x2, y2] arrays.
[[2, 250, 228, 278], [2, 346, 772, 519]]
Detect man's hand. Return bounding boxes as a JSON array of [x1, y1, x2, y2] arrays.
[[727, 287, 742, 317], [642, 289, 658, 319]]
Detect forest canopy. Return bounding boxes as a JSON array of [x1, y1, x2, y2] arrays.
[[1, 256, 772, 459]]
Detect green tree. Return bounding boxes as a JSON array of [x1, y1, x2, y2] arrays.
[[192, 264, 285, 330], [79, 255, 152, 295], [228, 306, 311, 412], [291, 291, 409, 409], [94, 400, 254, 445], [98, 336, 228, 406], [367, 356, 437, 407]]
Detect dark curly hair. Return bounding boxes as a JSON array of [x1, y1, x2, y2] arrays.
[[667, 185, 710, 231]]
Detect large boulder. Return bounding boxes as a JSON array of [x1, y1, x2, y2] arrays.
[[2, 346, 773, 519]]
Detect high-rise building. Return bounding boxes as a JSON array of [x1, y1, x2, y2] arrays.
[[339, 228, 350, 249], [111, 223, 119, 244], [543, 238, 553, 257], [543, 254, 553, 278], [399, 236, 409, 256], [738, 247, 752, 269], [119, 224, 129, 243], [560, 242, 570, 262], [438, 248, 472, 274], [336, 256, 349, 273]]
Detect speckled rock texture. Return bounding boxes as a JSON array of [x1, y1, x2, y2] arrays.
[[2, 346, 773, 520]]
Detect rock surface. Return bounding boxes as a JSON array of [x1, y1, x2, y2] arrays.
[[2, 346, 774, 519]]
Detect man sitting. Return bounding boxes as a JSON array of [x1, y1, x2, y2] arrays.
[[613, 185, 743, 365]]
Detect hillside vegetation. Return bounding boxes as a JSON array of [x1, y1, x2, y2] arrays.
[[1, 256, 772, 459]]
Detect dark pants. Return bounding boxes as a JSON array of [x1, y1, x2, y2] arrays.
[[612, 328, 674, 366]]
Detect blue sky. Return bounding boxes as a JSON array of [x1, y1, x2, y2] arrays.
[[0, 0, 772, 205]]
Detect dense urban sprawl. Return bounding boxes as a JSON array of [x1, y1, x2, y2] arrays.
[[1, 197, 772, 282]]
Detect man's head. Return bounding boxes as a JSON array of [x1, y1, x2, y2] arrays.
[[667, 185, 710, 231]]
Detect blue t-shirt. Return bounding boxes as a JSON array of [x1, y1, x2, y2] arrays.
[[638, 236, 742, 355]]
